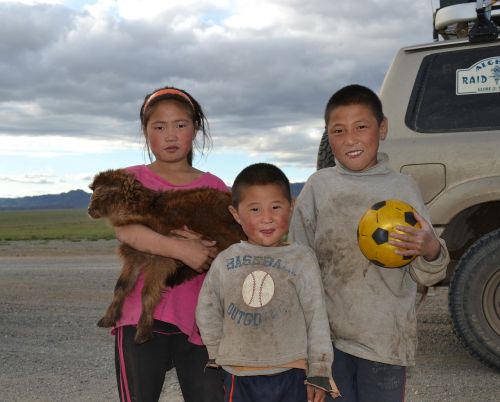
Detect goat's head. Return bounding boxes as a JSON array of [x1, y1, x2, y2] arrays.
[[88, 169, 138, 218]]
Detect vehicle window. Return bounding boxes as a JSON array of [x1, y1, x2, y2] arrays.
[[405, 45, 500, 133]]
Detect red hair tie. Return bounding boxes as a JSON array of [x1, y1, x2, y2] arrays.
[[144, 88, 194, 110]]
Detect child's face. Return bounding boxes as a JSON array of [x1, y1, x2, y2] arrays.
[[326, 104, 387, 172], [145, 100, 195, 165], [229, 184, 293, 247]]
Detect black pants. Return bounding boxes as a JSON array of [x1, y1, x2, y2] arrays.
[[115, 321, 224, 402], [222, 368, 307, 402], [327, 346, 406, 402]]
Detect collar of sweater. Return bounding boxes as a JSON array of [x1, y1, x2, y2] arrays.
[[335, 152, 392, 176]]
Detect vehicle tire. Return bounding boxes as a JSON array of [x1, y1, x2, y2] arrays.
[[316, 130, 335, 170], [449, 228, 500, 370]]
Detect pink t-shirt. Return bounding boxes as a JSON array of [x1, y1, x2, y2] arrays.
[[113, 165, 228, 345]]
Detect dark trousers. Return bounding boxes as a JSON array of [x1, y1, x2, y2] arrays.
[[327, 346, 406, 402], [115, 321, 224, 402], [222, 368, 307, 402]]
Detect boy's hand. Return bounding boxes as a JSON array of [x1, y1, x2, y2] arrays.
[[306, 384, 326, 402], [390, 211, 441, 261]]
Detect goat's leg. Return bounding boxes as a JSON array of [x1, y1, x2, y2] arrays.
[[134, 258, 177, 344], [97, 259, 141, 328]]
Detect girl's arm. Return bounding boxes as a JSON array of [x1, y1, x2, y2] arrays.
[[115, 224, 218, 272]]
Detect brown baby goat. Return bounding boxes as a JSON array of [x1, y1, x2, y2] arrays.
[[88, 169, 245, 344]]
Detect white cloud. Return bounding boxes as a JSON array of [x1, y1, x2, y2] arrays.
[[1, 135, 141, 157], [0, 0, 63, 4], [0, 0, 438, 197], [0, 173, 59, 185]]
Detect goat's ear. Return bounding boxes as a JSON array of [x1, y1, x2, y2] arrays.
[[116, 170, 129, 181], [123, 174, 136, 189], [121, 173, 138, 203]]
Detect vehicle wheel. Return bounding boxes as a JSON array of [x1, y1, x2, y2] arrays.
[[316, 130, 335, 170], [449, 228, 500, 370]]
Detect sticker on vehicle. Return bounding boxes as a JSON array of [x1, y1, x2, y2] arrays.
[[456, 56, 500, 95]]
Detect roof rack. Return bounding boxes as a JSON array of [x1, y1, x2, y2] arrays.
[[434, 0, 500, 41]]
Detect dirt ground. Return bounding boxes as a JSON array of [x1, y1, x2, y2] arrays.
[[0, 239, 120, 258], [0, 240, 499, 402]]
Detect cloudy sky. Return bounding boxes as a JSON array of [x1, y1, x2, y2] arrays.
[[1, 0, 439, 198]]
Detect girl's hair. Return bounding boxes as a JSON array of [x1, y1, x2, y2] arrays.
[[324, 84, 385, 126], [140, 86, 211, 165]]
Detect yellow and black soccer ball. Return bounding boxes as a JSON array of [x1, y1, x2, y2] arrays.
[[357, 199, 421, 268]]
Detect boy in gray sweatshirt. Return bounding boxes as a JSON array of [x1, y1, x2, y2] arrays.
[[196, 163, 339, 402], [289, 85, 449, 402]]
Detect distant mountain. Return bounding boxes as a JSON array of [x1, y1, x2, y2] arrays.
[[0, 190, 92, 211], [0, 182, 305, 211], [290, 182, 305, 198]]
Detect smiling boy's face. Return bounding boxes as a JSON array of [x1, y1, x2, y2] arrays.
[[229, 183, 293, 247], [327, 103, 388, 172]]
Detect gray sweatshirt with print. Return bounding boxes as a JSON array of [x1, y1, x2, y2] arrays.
[[289, 153, 449, 366], [196, 241, 333, 378]]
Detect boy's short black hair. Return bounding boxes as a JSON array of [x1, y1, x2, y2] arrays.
[[324, 84, 384, 126], [231, 163, 291, 207]]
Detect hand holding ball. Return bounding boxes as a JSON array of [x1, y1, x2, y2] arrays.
[[357, 199, 422, 268]]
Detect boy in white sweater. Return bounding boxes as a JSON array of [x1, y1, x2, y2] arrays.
[[196, 163, 339, 402], [289, 85, 449, 402]]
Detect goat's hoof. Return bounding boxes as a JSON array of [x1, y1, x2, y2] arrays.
[[97, 317, 115, 328]]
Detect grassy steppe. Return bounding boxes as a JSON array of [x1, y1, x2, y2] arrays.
[[0, 209, 114, 241]]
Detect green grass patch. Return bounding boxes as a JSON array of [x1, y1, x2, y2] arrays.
[[0, 208, 115, 241]]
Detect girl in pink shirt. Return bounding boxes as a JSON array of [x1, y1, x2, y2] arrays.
[[110, 86, 226, 402]]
